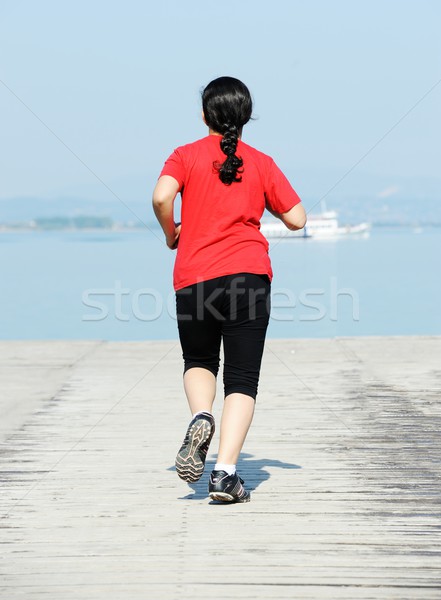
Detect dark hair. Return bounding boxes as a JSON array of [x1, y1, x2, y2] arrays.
[[202, 76, 253, 185]]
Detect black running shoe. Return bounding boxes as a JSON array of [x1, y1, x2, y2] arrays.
[[175, 412, 215, 482], [208, 470, 251, 503]]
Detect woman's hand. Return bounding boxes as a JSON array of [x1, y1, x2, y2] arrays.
[[166, 223, 181, 250]]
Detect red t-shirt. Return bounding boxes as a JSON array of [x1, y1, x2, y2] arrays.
[[159, 134, 301, 290]]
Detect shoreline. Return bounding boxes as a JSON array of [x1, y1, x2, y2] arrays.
[[1, 223, 441, 233]]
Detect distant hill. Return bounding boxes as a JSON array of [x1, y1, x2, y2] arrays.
[[0, 196, 148, 224], [0, 168, 440, 227]]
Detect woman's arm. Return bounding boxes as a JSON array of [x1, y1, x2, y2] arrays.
[[266, 201, 307, 231], [152, 175, 181, 249]]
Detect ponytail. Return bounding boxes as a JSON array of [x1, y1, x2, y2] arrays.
[[202, 77, 252, 186], [216, 124, 244, 185]]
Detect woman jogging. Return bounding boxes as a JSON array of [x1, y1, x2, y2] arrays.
[[152, 76, 306, 503]]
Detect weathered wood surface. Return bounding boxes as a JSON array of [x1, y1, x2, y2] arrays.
[[0, 337, 440, 599]]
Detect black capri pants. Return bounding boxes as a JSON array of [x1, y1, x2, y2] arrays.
[[175, 272, 271, 400]]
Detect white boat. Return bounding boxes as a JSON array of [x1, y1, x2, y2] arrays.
[[260, 204, 370, 240]]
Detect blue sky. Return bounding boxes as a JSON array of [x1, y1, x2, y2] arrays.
[[0, 0, 440, 211]]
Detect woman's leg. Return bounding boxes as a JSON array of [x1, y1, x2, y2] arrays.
[[174, 279, 223, 483], [216, 392, 255, 464], [208, 274, 270, 502], [216, 274, 271, 466], [183, 367, 216, 415]]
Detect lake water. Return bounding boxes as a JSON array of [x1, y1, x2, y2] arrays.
[[1, 228, 440, 340]]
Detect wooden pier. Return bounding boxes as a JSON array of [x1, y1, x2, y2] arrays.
[[1, 337, 440, 599]]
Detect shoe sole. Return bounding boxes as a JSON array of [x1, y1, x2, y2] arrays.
[[209, 492, 251, 503], [175, 420, 213, 483]]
